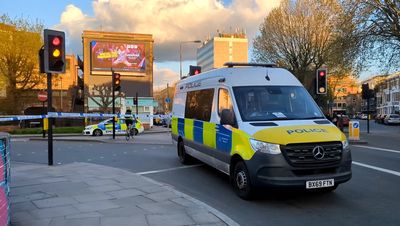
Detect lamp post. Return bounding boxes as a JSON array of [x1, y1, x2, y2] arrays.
[[179, 40, 202, 79]]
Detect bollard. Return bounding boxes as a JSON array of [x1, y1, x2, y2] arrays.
[[349, 121, 360, 141]]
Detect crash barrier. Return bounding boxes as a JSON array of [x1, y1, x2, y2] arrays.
[[0, 133, 10, 226], [0, 112, 171, 122]]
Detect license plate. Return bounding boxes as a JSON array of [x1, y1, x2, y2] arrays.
[[306, 179, 334, 189]]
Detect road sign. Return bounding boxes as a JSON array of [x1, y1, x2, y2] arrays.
[[38, 91, 48, 102], [349, 121, 360, 141], [165, 97, 171, 103]]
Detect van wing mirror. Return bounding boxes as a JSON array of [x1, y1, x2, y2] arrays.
[[220, 109, 237, 128]]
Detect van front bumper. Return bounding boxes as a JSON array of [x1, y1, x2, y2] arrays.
[[245, 150, 352, 188]]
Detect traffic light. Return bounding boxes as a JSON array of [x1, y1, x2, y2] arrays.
[[112, 72, 121, 91], [133, 97, 138, 105], [316, 68, 327, 94], [361, 83, 374, 99], [189, 65, 201, 76], [43, 29, 65, 73]]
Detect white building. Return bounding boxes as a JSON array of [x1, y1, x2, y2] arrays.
[[375, 73, 400, 114]]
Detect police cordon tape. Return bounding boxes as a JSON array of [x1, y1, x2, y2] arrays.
[[0, 112, 171, 122]]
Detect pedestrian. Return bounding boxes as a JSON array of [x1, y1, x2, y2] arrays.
[[337, 115, 344, 131], [332, 113, 338, 125]]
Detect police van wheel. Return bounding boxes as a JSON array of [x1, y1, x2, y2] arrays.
[[178, 141, 192, 165], [134, 129, 139, 136], [93, 129, 103, 136], [232, 161, 253, 200]]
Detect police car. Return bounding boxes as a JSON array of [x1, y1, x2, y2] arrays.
[[83, 118, 144, 136], [171, 63, 352, 199]]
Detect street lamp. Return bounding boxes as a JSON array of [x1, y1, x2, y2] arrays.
[[180, 40, 202, 79]]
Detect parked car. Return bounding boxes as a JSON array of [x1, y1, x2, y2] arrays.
[[383, 114, 400, 125], [375, 114, 381, 123], [379, 114, 387, 124], [360, 114, 368, 120], [339, 115, 350, 127]]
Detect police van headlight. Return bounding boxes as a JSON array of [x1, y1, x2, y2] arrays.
[[250, 139, 281, 154], [85, 126, 93, 130], [342, 139, 349, 150]]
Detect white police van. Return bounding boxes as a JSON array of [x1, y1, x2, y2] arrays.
[[171, 63, 352, 199]]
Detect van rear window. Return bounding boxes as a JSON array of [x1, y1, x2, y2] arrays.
[[185, 89, 214, 121]]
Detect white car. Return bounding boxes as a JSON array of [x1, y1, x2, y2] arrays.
[[384, 114, 400, 125]]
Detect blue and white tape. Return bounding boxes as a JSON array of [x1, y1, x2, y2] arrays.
[[0, 112, 171, 122]]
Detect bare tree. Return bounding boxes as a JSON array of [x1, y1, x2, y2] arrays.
[[351, 0, 400, 72], [85, 84, 121, 113], [0, 15, 44, 114], [253, 0, 362, 91]]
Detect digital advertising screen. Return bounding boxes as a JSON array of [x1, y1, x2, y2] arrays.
[[90, 41, 146, 73]]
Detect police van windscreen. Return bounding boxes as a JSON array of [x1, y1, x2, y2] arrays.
[[233, 86, 324, 121]]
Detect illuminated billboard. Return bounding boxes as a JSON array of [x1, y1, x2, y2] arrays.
[[90, 41, 145, 72]]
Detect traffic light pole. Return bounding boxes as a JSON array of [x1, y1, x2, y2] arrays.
[[47, 73, 53, 166], [112, 70, 116, 140], [367, 98, 370, 134], [136, 92, 139, 115]]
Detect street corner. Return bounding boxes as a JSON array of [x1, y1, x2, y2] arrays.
[[10, 162, 238, 226]]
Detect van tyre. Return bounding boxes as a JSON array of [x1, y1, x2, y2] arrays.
[[93, 129, 103, 136], [232, 161, 254, 200], [178, 141, 192, 165], [134, 128, 139, 136]]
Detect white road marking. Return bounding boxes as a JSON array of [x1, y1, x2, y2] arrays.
[[353, 161, 400, 177], [352, 145, 400, 154], [137, 164, 203, 175]]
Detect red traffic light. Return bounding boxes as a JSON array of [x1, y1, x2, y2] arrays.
[[194, 70, 200, 75], [319, 71, 326, 77], [52, 37, 61, 46]]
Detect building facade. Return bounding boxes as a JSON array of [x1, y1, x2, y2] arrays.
[[197, 32, 248, 72], [375, 73, 400, 114], [82, 31, 156, 128], [328, 75, 360, 115], [361, 75, 387, 114]]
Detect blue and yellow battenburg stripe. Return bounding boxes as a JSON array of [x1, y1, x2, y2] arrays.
[[172, 117, 346, 161], [172, 117, 255, 160]]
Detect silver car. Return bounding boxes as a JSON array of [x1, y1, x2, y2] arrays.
[[384, 114, 400, 125]]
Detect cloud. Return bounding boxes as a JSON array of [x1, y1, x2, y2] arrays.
[[153, 63, 179, 91], [56, 0, 281, 61]]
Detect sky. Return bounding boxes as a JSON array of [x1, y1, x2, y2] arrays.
[[0, 0, 379, 90]]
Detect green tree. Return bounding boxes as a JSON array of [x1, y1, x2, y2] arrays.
[[0, 15, 44, 114], [253, 0, 362, 107]]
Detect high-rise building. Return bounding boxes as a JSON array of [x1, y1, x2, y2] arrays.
[[197, 31, 248, 72]]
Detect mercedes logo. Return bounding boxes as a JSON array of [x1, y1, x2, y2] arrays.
[[312, 146, 325, 160]]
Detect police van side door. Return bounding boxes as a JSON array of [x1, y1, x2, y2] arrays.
[[213, 87, 235, 172]]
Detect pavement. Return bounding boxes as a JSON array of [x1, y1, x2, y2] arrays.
[[10, 161, 237, 226]]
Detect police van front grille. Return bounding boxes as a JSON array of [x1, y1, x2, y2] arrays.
[[280, 142, 342, 167]]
